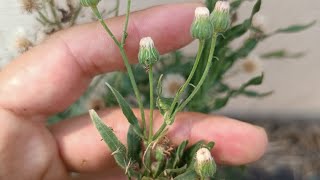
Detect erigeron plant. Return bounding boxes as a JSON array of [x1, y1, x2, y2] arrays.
[[81, 0, 230, 178], [1, 1, 314, 177]]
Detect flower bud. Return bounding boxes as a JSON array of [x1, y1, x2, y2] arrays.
[[191, 7, 213, 40], [194, 148, 216, 178], [80, 0, 100, 7], [138, 37, 160, 67], [211, 1, 231, 32]]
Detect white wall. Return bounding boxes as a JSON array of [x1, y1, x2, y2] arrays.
[[0, 0, 319, 119]]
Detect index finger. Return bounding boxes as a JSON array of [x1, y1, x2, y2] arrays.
[[0, 3, 199, 117]]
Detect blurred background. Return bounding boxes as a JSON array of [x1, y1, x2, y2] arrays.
[[0, 0, 320, 179]]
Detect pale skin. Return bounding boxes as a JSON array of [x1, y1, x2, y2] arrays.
[[0, 3, 268, 180]]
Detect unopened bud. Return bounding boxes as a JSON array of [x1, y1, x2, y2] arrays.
[[194, 148, 216, 178], [80, 0, 100, 7], [211, 1, 231, 32], [191, 7, 213, 40], [138, 37, 160, 67]]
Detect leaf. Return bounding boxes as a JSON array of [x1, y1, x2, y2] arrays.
[[163, 165, 188, 176], [243, 73, 264, 87], [127, 125, 142, 164], [156, 97, 174, 116], [207, 141, 215, 150], [105, 83, 142, 134], [274, 21, 316, 34], [89, 110, 128, 169], [205, 0, 217, 12], [260, 49, 305, 59], [174, 169, 199, 180], [241, 90, 273, 98], [250, 0, 262, 20], [172, 140, 189, 168], [213, 97, 230, 110], [230, 0, 244, 12]]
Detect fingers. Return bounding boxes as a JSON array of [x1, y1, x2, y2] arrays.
[[50, 109, 267, 173], [0, 3, 199, 117]]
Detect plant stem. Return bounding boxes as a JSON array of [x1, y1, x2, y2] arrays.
[[148, 66, 154, 143], [115, 0, 120, 16], [91, 6, 146, 134], [167, 40, 205, 120], [121, 0, 131, 45], [153, 40, 205, 140], [174, 33, 218, 114]]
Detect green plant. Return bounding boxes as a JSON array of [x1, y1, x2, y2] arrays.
[[81, 0, 230, 179]]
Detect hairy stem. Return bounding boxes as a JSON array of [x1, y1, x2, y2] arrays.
[[174, 33, 218, 114], [167, 40, 205, 119], [153, 40, 205, 140], [148, 66, 154, 143], [91, 6, 146, 134]]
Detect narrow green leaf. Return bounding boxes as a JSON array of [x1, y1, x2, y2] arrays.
[[261, 49, 305, 59], [213, 97, 229, 110], [127, 125, 142, 164], [174, 169, 199, 180], [156, 97, 173, 116], [205, 0, 217, 12], [173, 140, 189, 168], [163, 165, 188, 176], [105, 83, 142, 134], [243, 73, 264, 87], [89, 110, 128, 169], [230, 0, 243, 11], [207, 141, 215, 150], [275, 21, 316, 34], [250, 0, 262, 20], [241, 90, 273, 98]]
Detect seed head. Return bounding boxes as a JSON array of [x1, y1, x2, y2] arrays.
[[20, 0, 41, 13]]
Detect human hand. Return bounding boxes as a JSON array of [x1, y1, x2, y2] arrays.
[[0, 3, 267, 180]]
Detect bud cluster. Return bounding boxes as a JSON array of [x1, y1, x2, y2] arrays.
[[191, 1, 230, 39]]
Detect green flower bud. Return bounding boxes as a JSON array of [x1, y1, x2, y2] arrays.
[[194, 148, 217, 178], [138, 37, 160, 67], [211, 1, 231, 32], [80, 0, 100, 7], [191, 7, 213, 40]]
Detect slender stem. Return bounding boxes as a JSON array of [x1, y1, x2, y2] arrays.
[[148, 66, 154, 143], [174, 33, 218, 114], [48, 0, 62, 29], [153, 40, 205, 140], [121, 0, 131, 45], [91, 6, 146, 134], [115, 0, 120, 16], [91, 6, 121, 46], [167, 40, 205, 119], [152, 122, 166, 141]]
